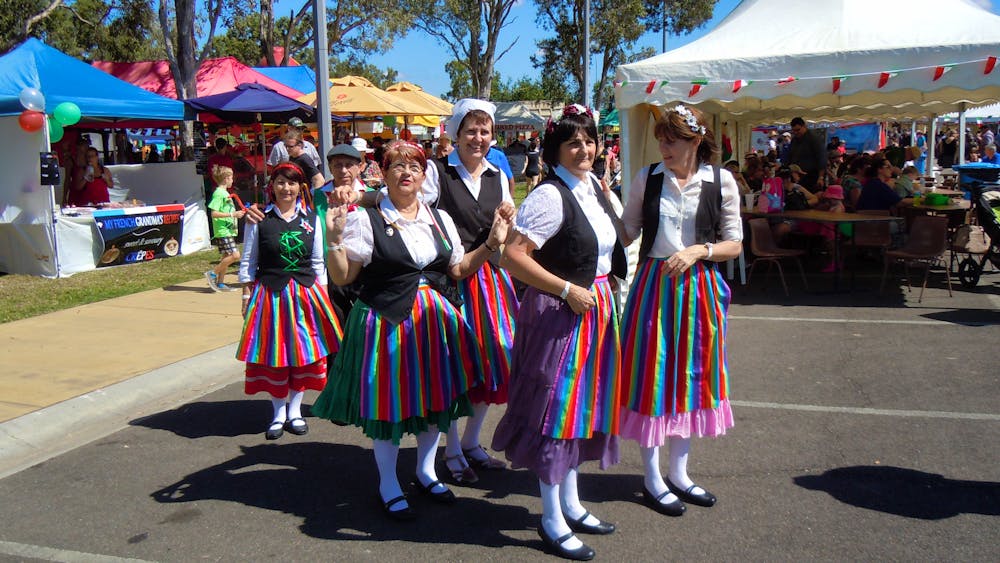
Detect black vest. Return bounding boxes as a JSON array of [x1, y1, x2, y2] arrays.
[[432, 157, 503, 257], [532, 175, 627, 289], [358, 206, 463, 325], [256, 208, 318, 291], [638, 164, 722, 262]]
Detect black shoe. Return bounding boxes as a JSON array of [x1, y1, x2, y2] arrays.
[[641, 486, 686, 516], [537, 525, 595, 561], [264, 421, 284, 440], [284, 417, 309, 436], [380, 494, 416, 521], [667, 478, 716, 507], [412, 479, 456, 504], [565, 510, 615, 535]]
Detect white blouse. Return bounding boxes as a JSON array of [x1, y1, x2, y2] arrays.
[[420, 151, 513, 204], [341, 197, 465, 268], [514, 165, 617, 276], [622, 163, 743, 258], [239, 202, 327, 283]]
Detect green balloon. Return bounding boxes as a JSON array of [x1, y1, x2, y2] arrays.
[[49, 119, 64, 142], [53, 102, 81, 126]]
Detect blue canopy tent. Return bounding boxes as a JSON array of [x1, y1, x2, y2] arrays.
[[0, 40, 200, 278], [253, 66, 318, 96], [0, 38, 187, 124]]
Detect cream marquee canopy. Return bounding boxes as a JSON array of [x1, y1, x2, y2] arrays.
[[614, 0, 1000, 183]]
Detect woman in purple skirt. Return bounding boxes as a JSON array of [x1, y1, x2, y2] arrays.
[[492, 105, 627, 561]]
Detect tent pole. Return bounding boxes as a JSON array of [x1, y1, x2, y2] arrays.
[[928, 114, 938, 180], [957, 102, 967, 166]]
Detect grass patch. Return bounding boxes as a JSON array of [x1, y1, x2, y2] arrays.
[[0, 250, 226, 324]]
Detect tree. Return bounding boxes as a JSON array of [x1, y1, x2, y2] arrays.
[[330, 56, 397, 89], [414, 0, 519, 100], [1, 0, 158, 59], [534, 0, 716, 110], [156, 0, 227, 158], [492, 74, 569, 104]]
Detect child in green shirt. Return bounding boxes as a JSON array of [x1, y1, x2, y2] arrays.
[[205, 165, 245, 291]]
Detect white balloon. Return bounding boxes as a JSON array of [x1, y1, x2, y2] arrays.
[[19, 87, 45, 112]]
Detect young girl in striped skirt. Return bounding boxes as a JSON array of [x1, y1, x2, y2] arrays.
[[237, 163, 343, 440], [313, 141, 513, 520], [618, 105, 743, 516]]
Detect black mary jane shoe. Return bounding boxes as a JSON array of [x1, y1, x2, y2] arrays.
[[264, 421, 284, 441], [641, 487, 686, 516], [537, 525, 595, 561], [412, 479, 456, 505], [284, 417, 309, 436], [565, 510, 615, 535], [667, 478, 717, 507], [380, 494, 416, 521]]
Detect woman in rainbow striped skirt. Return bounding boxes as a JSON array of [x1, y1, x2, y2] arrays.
[[426, 98, 519, 483], [492, 106, 627, 561], [237, 163, 343, 441], [313, 141, 513, 521], [618, 105, 743, 517]]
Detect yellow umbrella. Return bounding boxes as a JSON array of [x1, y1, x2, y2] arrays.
[[386, 82, 453, 115], [298, 75, 431, 116], [386, 81, 452, 129]]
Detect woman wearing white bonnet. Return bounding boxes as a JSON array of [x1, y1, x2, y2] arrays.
[[423, 98, 519, 484]]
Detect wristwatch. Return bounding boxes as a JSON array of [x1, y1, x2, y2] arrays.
[[704, 242, 714, 259]]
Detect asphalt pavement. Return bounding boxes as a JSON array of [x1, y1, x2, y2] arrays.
[[0, 265, 998, 562]]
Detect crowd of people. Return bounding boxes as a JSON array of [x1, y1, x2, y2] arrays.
[[216, 100, 741, 561]]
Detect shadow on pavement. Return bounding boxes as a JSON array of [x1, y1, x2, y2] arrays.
[[793, 465, 1000, 520], [921, 308, 1000, 326], [131, 400, 266, 438], [149, 442, 559, 548]]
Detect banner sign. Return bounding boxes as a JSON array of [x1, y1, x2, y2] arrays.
[[93, 204, 184, 267]]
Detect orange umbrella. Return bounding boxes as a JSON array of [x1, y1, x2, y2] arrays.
[[386, 82, 453, 115]]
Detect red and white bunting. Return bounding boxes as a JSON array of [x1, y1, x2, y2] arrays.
[[986, 56, 997, 75], [732, 79, 750, 93], [832, 76, 845, 94], [688, 83, 703, 97], [646, 80, 657, 94], [877, 72, 899, 88], [777, 76, 796, 85], [932, 66, 953, 81]]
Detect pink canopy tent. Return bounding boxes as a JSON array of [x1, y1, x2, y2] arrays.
[[92, 57, 304, 100]]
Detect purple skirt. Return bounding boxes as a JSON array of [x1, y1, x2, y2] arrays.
[[491, 280, 620, 485]]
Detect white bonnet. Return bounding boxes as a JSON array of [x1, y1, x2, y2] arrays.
[[445, 98, 496, 140]]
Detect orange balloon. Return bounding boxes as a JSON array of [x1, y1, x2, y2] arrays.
[[18, 110, 45, 133]]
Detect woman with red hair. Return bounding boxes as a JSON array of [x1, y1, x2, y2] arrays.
[[237, 163, 342, 441]]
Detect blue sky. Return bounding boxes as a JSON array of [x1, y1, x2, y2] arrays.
[[277, 0, 996, 99]]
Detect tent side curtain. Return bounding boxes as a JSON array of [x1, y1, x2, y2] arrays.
[[0, 38, 185, 121]]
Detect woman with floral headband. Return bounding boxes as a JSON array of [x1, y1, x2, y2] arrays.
[[492, 104, 627, 560], [617, 104, 743, 517]]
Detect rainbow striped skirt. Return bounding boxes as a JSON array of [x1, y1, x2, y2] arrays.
[[458, 261, 518, 405], [311, 284, 482, 445], [236, 279, 342, 367], [619, 259, 734, 445], [491, 276, 621, 485]]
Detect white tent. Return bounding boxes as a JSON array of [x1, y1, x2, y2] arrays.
[[614, 0, 1000, 186], [493, 102, 548, 132]]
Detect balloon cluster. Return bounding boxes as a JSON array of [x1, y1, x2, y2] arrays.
[[17, 87, 82, 142]]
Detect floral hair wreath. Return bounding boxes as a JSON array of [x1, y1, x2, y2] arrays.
[[546, 103, 595, 134], [673, 104, 706, 135]]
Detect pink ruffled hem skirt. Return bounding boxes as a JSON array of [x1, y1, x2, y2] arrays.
[[619, 399, 734, 447]]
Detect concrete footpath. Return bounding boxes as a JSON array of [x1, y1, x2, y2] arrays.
[[0, 279, 245, 478]]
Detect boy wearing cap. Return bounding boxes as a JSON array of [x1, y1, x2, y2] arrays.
[[267, 117, 321, 167]]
